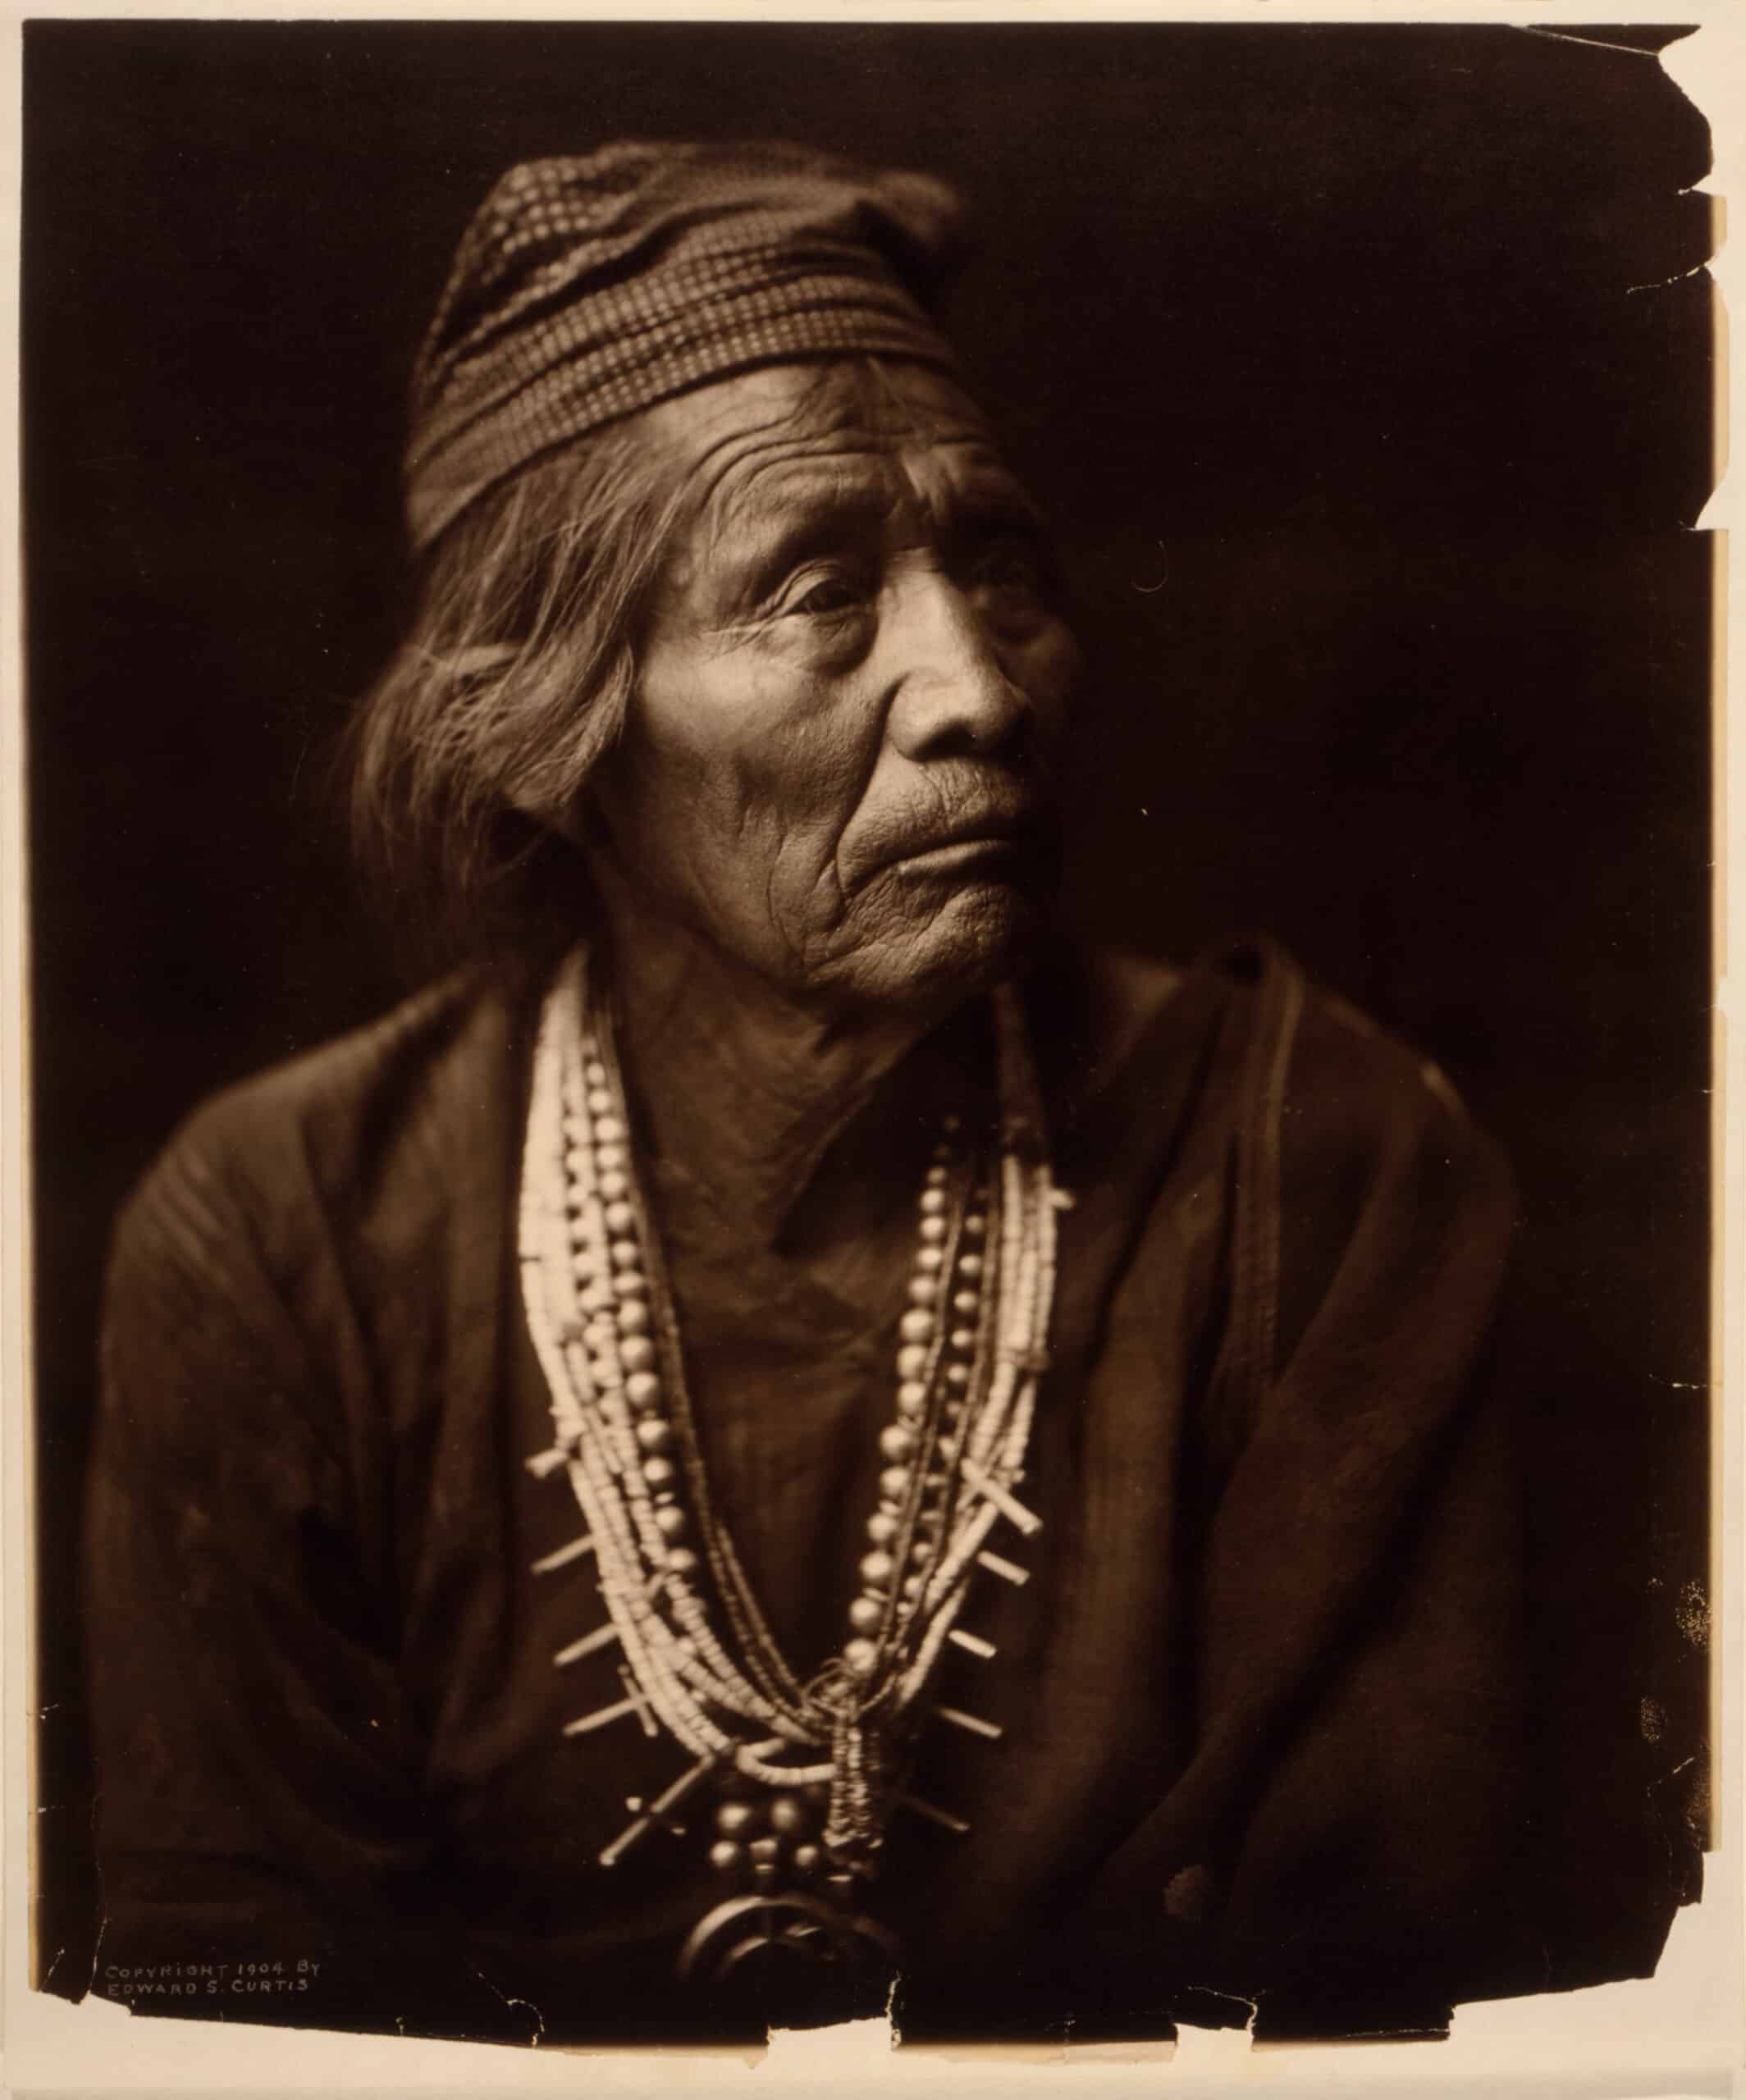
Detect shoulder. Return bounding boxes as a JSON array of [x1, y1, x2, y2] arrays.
[[1277, 957, 1514, 1226], [1037, 937, 1496, 1145], [109, 967, 528, 1295], [1034, 934, 1507, 1166], [1081, 934, 1507, 1187], [1049, 934, 1515, 1315], [1223, 943, 1517, 1386]]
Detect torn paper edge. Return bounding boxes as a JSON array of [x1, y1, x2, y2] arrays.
[[2, 3, 1743, 2098]]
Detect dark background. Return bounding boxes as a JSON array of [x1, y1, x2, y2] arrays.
[[26, 21, 1712, 2013]]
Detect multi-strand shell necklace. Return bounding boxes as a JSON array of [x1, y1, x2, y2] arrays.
[[519, 947, 1064, 1975]]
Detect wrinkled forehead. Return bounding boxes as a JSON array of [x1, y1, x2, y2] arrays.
[[644, 359, 1017, 544]]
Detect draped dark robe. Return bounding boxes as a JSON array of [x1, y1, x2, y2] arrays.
[[83, 940, 1524, 2044]]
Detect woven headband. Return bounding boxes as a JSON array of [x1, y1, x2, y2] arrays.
[[405, 139, 968, 550]]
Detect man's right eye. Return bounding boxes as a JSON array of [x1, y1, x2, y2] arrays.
[[780, 570, 866, 618]]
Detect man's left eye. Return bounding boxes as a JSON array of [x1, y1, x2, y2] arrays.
[[970, 542, 1049, 595]]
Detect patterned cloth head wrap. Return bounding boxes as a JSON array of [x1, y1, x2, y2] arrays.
[[405, 139, 968, 550]]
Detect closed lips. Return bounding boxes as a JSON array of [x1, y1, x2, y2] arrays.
[[891, 814, 1039, 861]]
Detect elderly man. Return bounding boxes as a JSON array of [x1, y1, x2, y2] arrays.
[[85, 142, 1520, 2046]]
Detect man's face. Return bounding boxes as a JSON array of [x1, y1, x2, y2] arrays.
[[582, 361, 1081, 1016]]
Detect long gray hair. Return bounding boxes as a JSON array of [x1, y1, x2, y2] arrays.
[[348, 413, 692, 968]]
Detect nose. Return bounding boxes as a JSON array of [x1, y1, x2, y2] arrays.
[[883, 572, 1031, 761]]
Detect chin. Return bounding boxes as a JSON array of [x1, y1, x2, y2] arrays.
[[848, 879, 1049, 1016]]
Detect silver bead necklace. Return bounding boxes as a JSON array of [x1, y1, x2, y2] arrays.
[[519, 946, 1063, 1950]]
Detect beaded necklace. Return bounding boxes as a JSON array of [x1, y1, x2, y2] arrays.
[[519, 947, 1063, 1975]]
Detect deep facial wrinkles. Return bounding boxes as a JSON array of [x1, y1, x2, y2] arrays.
[[592, 361, 1077, 1020]]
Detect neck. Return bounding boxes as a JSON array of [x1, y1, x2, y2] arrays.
[[587, 886, 948, 1245]]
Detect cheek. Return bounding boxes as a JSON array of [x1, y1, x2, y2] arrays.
[[733, 708, 883, 896], [1018, 621, 1084, 739], [612, 666, 880, 912]]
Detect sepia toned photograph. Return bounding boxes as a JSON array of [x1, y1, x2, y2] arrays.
[[20, 13, 1718, 2057]]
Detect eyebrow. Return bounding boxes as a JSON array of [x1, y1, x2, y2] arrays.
[[694, 450, 1047, 610], [706, 464, 889, 597]]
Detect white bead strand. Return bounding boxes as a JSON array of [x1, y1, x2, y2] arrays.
[[518, 947, 1066, 1885]]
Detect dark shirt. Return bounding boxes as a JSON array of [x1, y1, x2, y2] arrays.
[[85, 941, 1522, 2044]]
